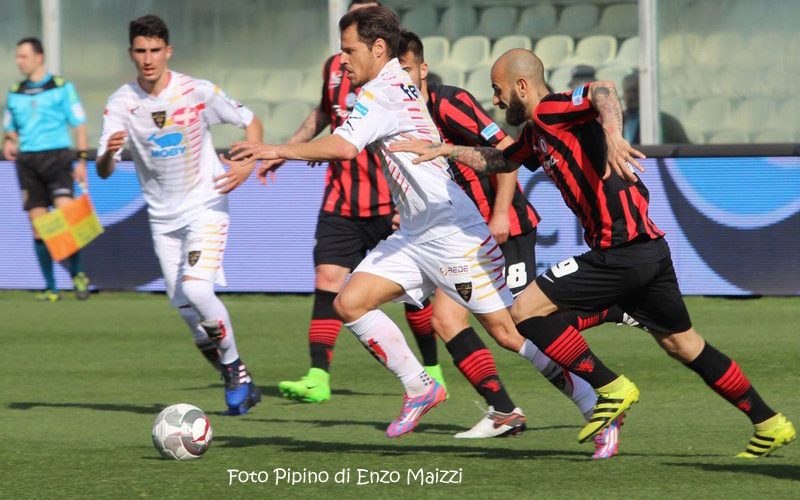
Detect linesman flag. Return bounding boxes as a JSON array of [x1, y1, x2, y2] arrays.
[[33, 192, 103, 261]]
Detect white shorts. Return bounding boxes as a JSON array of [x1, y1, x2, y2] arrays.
[[152, 209, 229, 307], [354, 224, 513, 314]]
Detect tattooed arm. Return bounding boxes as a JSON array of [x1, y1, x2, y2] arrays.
[[389, 140, 521, 174], [588, 80, 646, 182]]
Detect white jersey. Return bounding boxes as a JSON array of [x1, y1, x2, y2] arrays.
[[334, 58, 484, 243], [98, 71, 254, 234]]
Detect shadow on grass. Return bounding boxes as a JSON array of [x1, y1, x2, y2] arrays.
[[665, 462, 800, 481], [179, 384, 395, 399], [213, 434, 590, 460], [8, 401, 166, 415]]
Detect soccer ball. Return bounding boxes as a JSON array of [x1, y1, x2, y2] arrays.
[[151, 403, 213, 460]]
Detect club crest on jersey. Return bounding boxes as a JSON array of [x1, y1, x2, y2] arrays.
[[151, 110, 167, 128], [455, 282, 473, 302], [187, 251, 201, 267]]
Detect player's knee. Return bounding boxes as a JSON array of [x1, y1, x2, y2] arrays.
[[180, 278, 215, 307], [332, 292, 361, 323], [655, 329, 703, 362], [510, 300, 532, 324], [430, 309, 467, 339], [315, 266, 348, 291]]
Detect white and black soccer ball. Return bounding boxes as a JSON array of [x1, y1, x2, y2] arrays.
[[151, 403, 213, 460]]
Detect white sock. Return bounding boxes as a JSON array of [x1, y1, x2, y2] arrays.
[[518, 339, 597, 419], [346, 309, 430, 397], [181, 279, 240, 365]]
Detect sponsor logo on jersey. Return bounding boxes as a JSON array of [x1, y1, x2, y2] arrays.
[[147, 132, 185, 158], [151, 110, 167, 128], [572, 86, 585, 106], [353, 101, 369, 117], [439, 264, 470, 276], [455, 282, 473, 302], [171, 104, 203, 127], [480, 122, 501, 141]]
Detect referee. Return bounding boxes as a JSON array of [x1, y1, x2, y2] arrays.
[[3, 37, 91, 301]]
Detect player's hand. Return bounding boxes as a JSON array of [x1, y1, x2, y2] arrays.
[[72, 160, 88, 187], [105, 131, 128, 154], [215, 153, 256, 194], [257, 158, 286, 186], [229, 141, 280, 162], [488, 211, 510, 245], [2, 140, 17, 161], [388, 136, 451, 165], [603, 129, 645, 182], [391, 212, 400, 231]]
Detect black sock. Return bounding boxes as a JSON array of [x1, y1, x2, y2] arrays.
[[446, 327, 515, 413], [685, 342, 776, 424], [308, 289, 341, 372], [516, 314, 618, 388], [405, 300, 438, 366]]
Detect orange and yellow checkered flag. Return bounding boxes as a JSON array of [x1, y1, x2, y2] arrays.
[[32, 193, 104, 261]]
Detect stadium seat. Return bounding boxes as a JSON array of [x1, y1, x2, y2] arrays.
[[448, 36, 491, 71], [683, 126, 705, 145], [660, 96, 689, 121], [708, 129, 748, 144], [659, 33, 701, 70], [261, 70, 303, 103], [438, 5, 478, 40], [402, 5, 439, 38], [729, 98, 776, 135], [464, 65, 493, 103], [753, 129, 794, 143], [685, 97, 731, 134], [475, 6, 517, 40], [563, 35, 618, 67], [695, 32, 745, 70], [430, 64, 464, 88], [242, 99, 271, 124], [614, 36, 639, 68], [296, 72, 323, 105], [491, 35, 532, 61], [222, 69, 269, 102], [267, 100, 312, 143], [596, 3, 638, 38], [774, 97, 800, 133], [548, 65, 575, 92], [516, 4, 557, 38], [555, 4, 600, 37], [595, 64, 634, 94], [421, 36, 450, 66], [534, 35, 575, 71]]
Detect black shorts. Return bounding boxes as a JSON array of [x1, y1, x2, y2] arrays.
[[15, 148, 74, 210], [313, 211, 394, 269], [536, 237, 692, 334], [500, 229, 536, 296]]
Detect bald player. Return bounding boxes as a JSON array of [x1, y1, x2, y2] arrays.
[[391, 49, 795, 457]]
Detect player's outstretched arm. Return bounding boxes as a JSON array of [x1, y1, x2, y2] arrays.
[[3, 131, 19, 161], [587, 80, 646, 182], [213, 116, 264, 194], [230, 134, 358, 164], [488, 136, 518, 244], [72, 123, 89, 187], [388, 138, 520, 174], [96, 131, 127, 179]]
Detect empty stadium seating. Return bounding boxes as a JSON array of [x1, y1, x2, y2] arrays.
[[448, 36, 491, 71], [563, 35, 618, 66], [516, 4, 557, 38], [490, 35, 532, 61], [420, 36, 450, 67], [534, 35, 575, 70]]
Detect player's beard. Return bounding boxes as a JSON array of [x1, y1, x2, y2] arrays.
[[505, 91, 528, 127]]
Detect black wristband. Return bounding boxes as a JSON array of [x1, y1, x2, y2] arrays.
[[76, 150, 88, 160]]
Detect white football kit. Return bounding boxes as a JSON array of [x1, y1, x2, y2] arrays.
[[334, 59, 513, 313], [98, 71, 253, 305]]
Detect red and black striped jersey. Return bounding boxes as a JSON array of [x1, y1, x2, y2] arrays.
[[427, 84, 539, 237], [504, 85, 664, 249], [319, 53, 393, 218]]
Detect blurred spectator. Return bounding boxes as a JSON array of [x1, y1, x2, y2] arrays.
[[569, 64, 595, 89], [622, 71, 688, 144]]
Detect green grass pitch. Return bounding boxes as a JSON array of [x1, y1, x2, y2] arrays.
[[2, 291, 798, 498]]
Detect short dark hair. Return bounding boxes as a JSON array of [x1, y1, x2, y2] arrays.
[[17, 37, 44, 55], [338, 5, 400, 59], [129, 15, 169, 46], [349, 0, 381, 7], [398, 30, 424, 63]]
